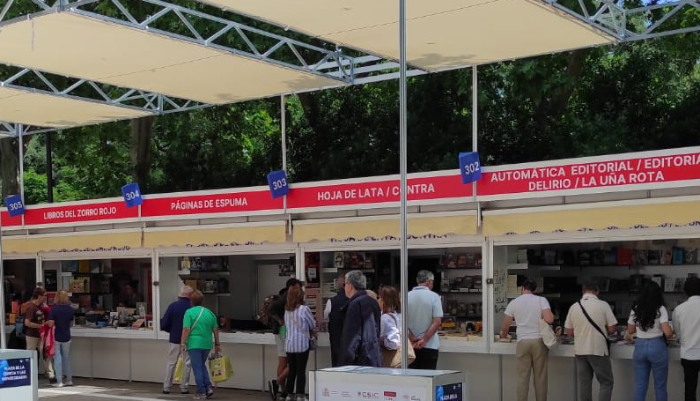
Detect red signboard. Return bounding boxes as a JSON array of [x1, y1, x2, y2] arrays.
[[4, 147, 700, 230], [0, 210, 22, 227], [141, 189, 283, 218], [23, 200, 138, 226], [478, 149, 700, 198], [287, 173, 472, 210]]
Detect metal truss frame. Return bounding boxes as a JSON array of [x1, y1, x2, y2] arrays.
[[0, 66, 208, 114], [545, 0, 700, 41], [0, 0, 421, 134], [0, 0, 404, 84]]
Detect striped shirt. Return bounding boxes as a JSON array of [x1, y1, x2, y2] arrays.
[[284, 305, 315, 353]]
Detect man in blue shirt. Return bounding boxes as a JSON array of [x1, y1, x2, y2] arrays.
[[161, 285, 193, 394], [407, 270, 444, 370]]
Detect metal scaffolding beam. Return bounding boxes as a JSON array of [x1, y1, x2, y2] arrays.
[[0, 0, 408, 85], [546, 0, 700, 41]]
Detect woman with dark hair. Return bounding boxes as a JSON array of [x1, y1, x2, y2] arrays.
[[627, 281, 674, 401], [378, 286, 404, 367], [284, 286, 316, 401]]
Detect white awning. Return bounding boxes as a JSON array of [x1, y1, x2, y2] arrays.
[[0, 13, 338, 104], [0, 87, 151, 127], [203, 0, 614, 70]]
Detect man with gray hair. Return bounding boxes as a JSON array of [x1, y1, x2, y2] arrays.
[[338, 270, 381, 366], [161, 285, 194, 394], [407, 270, 443, 369]]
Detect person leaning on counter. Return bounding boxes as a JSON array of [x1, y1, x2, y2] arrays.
[[499, 278, 553, 401], [564, 282, 618, 401]]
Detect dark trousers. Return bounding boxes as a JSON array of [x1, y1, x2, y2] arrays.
[[286, 351, 310, 395], [682, 359, 700, 401], [409, 348, 439, 370], [329, 328, 341, 367]]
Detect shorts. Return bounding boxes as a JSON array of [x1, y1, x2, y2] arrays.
[[274, 334, 287, 358]]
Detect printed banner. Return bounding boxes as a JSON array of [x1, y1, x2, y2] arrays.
[[0, 358, 31, 389], [3, 148, 700, 229], [436, 383, 463, 401], [287, 173, 472, 210], [23, 200, 137, 226], [141, 189, 283, 218], [479, 150, 700, 198], [316, 381, 427, 401]]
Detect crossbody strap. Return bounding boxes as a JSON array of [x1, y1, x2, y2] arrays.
[[578, 301, 610, 353], [191, 307, 205, 331]]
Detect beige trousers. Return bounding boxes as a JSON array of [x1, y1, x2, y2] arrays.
[[516, 338, 548, 401], [26, 335, 55, 379]]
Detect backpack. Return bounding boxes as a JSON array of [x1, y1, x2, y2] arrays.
[[15, 314, 26, 339]]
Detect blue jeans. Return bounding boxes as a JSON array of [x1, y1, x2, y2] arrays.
[[634, 337, 668, 401], [53, 341, 72, 385], [188, 349, 212, 395]]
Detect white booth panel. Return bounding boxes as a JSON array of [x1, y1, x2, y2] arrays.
[[91, 338, 130, 380]]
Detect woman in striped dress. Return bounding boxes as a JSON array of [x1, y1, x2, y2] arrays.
[[284, 286, 317, 401]]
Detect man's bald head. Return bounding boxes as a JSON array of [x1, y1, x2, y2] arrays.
[[180, 285, 194, 298]]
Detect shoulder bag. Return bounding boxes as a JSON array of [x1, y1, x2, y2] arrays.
[[380, 313, 416, 368], [539, 297, 557, 348], [578, 301, 611, 354]]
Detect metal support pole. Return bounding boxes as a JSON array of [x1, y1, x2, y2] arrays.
[[399, 0, 409, 370], [281, 95, 287, 172], [18, 124, 25, 205], [0, 217, 6, 349], [281, 95, 289, 228], [46, 132, 54, 203], [471, 66, 478, 202]]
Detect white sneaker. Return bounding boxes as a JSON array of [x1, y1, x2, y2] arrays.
[[64, 382, 74, 387], [51, 383, 64, 388], [284, 395, 295, 401], [296, 396, 308, 401]]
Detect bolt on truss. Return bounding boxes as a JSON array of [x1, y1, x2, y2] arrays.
[[546, 0, 700, 40], [0, 64, 209, 115]]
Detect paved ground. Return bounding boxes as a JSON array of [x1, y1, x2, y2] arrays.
[[38, 378, 272, 401]]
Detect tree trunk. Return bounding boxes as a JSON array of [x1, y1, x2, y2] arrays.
[[130, 116, 155, 188], [1, 137, 20, 199]]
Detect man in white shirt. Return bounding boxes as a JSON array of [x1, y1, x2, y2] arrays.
[[673, 276, 700, 401], [500, 278, 554, 401], [407, 270, 443, 369], [564, 282, 618, 401]]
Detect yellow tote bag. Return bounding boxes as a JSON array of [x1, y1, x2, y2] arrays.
[[208, 354, 233, 383], [173, 357, 184, 384]]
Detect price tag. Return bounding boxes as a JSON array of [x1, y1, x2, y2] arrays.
[[121, 183, 143, 208], [4, 194, 24, 217], [267, 170, 289, 199], [459, 152, 482, 184]]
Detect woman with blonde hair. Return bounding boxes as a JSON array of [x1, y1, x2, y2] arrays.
[[284, 285, 316, 401], [49, 290, 74, 387]]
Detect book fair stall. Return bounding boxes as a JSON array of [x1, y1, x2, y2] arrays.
[[0, 146, 698, 399]]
